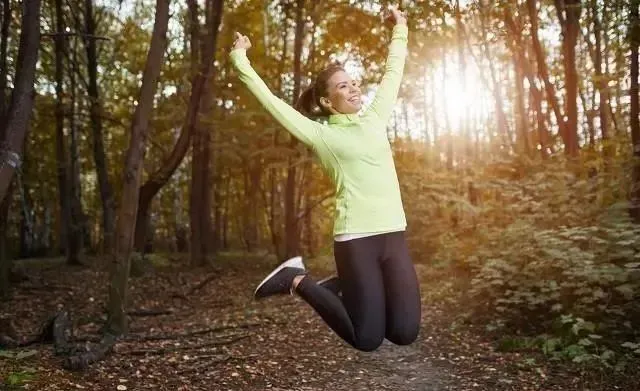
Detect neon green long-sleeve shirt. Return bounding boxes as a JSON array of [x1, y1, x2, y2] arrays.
[[230, 24, 408, 235]]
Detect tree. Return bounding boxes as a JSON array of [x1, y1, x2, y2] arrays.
[[630, 0, 640, 222], [134, 0, 225, 253], [526, 0, 568, 155], [107, 0, 170, 335], [554, 0, 582, 157], [53, 0, 82, 265], [284, 0, 306, 259], [84, 0, 116, 253], [0, 0, 42, 204], [190, 0, 224, 266]]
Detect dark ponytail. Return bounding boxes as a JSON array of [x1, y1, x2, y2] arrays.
[[294, 84, 321, 118], [294, 64, 346, 119]]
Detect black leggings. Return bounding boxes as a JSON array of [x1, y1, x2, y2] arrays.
[[295, 231, 421, 352]]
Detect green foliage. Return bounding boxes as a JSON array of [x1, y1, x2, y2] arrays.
[[4, 370, 35, 386], [416, 155, 640, 365]]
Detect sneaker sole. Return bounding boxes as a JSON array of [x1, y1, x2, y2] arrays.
[[317, 276, 337, 285], [254, 256, 305, 297]]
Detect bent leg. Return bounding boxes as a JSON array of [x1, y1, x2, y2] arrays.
[[381, 232, 421, 345], [295, 236, 386, 352]]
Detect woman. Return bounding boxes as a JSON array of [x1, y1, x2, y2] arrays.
[[230, 5, 420, 352]]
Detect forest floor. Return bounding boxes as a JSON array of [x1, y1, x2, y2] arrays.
[[0, 253, 638, 391]]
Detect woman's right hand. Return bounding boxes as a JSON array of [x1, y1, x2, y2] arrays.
[[385, 5, 407, 26], [232, 32, 252, 51]]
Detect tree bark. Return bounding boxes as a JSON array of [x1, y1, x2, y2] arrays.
[[283, 0, 305, 260], [189, 0, 224, 266], [54, 0, 81, 264], [136, 0, 224, 253], [556, 0, 582, 156], [68, 34, 85, 254], [526, 0, 568, 153], [630, 0, 640, 222], [106, 0, 169, 335], [592, 0, 610, 160], [0, 181, 11, 299], [478, 0, 511, 153], [84, 0, 115, 253], [0, 0, 10, 121], [0, 0, 41, 204], [503, 7, 549, 158], [454, 0, 470, 162]]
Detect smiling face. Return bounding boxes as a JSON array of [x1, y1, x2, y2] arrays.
[[319, 70, 362, 115]]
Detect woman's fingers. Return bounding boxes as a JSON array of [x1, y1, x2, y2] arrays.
[[232, 32, 251, 50]]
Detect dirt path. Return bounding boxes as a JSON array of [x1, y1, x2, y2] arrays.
[[0, 257, 638, 390]]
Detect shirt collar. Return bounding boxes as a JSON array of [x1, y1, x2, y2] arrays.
[[327, 113, 360, 125]]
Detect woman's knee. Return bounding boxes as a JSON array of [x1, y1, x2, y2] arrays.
[[352, 333, 384, 352], [386, 323, 419, 346]]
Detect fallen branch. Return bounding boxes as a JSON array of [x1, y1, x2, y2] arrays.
[[127, 321, 280, 342], [127, 308, 174, 317], [187, 274, 218, 295], [125, 334, 250, 356], [63, 333, 117, 371]]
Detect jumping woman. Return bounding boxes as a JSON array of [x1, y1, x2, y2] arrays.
[[229, 5, 421, 352]]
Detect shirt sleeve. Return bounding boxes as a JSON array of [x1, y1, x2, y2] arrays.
[[230, 48, 322, 149], [361, 24, 409, 125]]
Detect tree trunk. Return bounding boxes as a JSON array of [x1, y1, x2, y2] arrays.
[[135, 0, 223, 252], [0, 181, 11, 299], [68, 34, 85, 255], [283, 0, 305, 260], [0, 0, 10, 120], [592, 0, 611, 161], [454, 0, 470, 162], [84, 0, 115, 253], [503, 7, 549, 158], [630, 0, 640, 222], [106, 0, 169, 336], [527, 0, 567, 153], [0, 0, 41, 204], [189, 0, 224, 266], [441, 13, 453, 170], [556, 0, 582, 156], [479, 0, 511, 153], [54, 0, 80, 264]]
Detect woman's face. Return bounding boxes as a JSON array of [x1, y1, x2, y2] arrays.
[[321, 70, 362, 115]]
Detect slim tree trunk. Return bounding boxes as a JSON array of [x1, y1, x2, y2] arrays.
[[106, 0, 169, 335], [190, 0, 224, 266], [0, 182, 11, 298], [557, 0, 582, 156], [504, 7, 549, 158], [454, 0, 470, 162], [629, 0, 640, 222], [0, 0, 42, 204], [84, 0, 115, 253], [0, 0, 10, 120], [0, 0, 10, 299], [69, 34, 85, 254], [441, 13, 453, 170], [592, 0, 611, 160], [527, 0, 568, 153], [284, 0, 305, 259], [54, 0, 81, 264], [136, 0, 224, 252], [479, 0, 511, 153]]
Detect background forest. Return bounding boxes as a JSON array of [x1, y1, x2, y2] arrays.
[[1, 0, 640, 389]]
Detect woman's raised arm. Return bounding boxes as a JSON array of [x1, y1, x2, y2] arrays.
[[230, 33, 322, 149], [362, 7, 409, 125]]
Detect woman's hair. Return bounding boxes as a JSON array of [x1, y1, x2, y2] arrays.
[[294, 64, 345, 118]]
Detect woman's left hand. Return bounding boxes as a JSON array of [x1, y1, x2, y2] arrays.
[[386, 5, 407, 26]]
